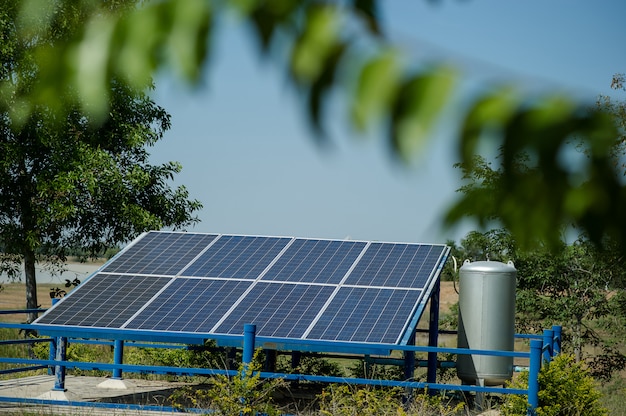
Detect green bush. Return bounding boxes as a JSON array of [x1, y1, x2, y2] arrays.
[[316, 384, 464, 416], [170, 350, 286, 416], [348, 359, 405, 381], [32, 337, 112, 376], [275, 355, 345, 378], [502, 354, 608, 416]]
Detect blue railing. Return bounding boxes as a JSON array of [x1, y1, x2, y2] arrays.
[[0, 311, 562, 415]]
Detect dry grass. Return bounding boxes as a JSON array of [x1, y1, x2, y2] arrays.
[[0, 284, 64, 323]]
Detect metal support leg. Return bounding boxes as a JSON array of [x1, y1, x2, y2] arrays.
[[52, 337, 67, 391], [542, 329, 554, 363], [112, 339, 124, 380], [403, 329, 416, 380], [527, 339, 542, 415], [552, 325, 562, 355], [427, 280, 441, 385], [291, 351, 301, 371], [264, 349, 276, 372], [48, 337, 57, 376], [242, 324, 256, 372], [48, 299, 59, 376]]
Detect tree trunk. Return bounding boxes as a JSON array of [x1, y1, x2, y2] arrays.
[[24, 249, 38, 324]]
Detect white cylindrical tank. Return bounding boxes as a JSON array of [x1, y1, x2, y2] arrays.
[[456, 260, 516, 386]]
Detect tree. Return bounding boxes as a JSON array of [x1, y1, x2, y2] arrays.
[[5, 0, 624, 251], [455, 229, 626, 380], [0, 0, 202, 322]]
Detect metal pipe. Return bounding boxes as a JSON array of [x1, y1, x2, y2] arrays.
[[427, 279, 441, 385], [112, 339, 124, 379], [242, 324, 256, 368], [48, 299, 59, 376], [52, 337, 67, 391], [542, 329, 554, 364], [527, 339, 542, 415], [552, 325, 562, 355]]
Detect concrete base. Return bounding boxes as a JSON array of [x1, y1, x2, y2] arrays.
[[37, 389, 78, 401], [97, 378, 134, 389]]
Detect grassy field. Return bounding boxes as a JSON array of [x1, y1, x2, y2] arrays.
[[0, 283, 65, 323]]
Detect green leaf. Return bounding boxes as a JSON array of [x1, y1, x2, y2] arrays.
[[290, 5, 341, 83], [307, 43, 347, 137], [460, 86, 519, 165], [164, 0, 212, 82], [390, 66, 457, 159], [351, 49, 401, 132]]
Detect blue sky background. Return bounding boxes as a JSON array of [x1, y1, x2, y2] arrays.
[[150, 1, 626, 245]]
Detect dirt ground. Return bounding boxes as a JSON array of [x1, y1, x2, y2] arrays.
[[439, 281, 458, 314]]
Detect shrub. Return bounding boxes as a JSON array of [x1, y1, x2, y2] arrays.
[[317, 384, 407, 416], [276, 355, 345, 378], [502, 354, 608, 416], [348, 359, 405, 381], [316, 384, 464, 416], [170, 349, 286, 416]]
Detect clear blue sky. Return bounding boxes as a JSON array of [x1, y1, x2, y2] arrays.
[[150, 1, 626, 245]]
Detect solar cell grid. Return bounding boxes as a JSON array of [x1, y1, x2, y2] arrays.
[[184, 235, 291, 279], [101, 232, 218, 276], [35, 231, 449, 347], [36, 274, 171, 328], [215, 282, 335, 338], [345, 243, 445, 288], [127, 278, 251, 332], [306, 287, 423, 344], [262, 239, 366, 284]]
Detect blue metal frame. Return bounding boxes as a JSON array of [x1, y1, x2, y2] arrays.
[[0, 275, 563, 416], [0, 319, 563, 416]]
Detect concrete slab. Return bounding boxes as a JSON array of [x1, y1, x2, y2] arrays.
[[37, 389, 79, 401], [0, 375, 192, 415], [97, 379, 134, 390]]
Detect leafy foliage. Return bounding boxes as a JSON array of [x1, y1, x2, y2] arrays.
[[502, 354, 607, 416], [317, 384, 464, 416], [170, 350, 286, 416], [453, 229, 626, 379], [348, 359, 405, 381], [4, 0, 623, 252], [276, 354, 345, 378], [0, 0, 202, 319], [125, 343, 223, 372]]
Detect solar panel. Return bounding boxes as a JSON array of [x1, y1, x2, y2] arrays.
[[214, 282, 336, 338], [344, 242, 441, 288], [36, 274, 172, 327], [101, 232, 218, 276], [305, 287, 424, 344], [261, 239, 366, 284], [127, 278, 252, 332], [183, 235, 291, 279], [35, 231, 449, 347]]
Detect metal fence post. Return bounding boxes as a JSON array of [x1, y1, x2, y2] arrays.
[[48, 299, 59, 376], [112, 339, 124, 380], [242, 324, 256, 370], [427, 279, 440, 385], [48, 337, 57, 376], [542, 329, 553, 363], [551, 325, 562, 355], [527, 339, 542, 415], [52, 336, 67, 391]]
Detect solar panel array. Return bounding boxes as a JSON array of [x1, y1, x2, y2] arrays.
[[36, 232, 449, 345]]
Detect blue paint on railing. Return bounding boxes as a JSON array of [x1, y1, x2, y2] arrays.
[[0, 310, 564, 415]]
